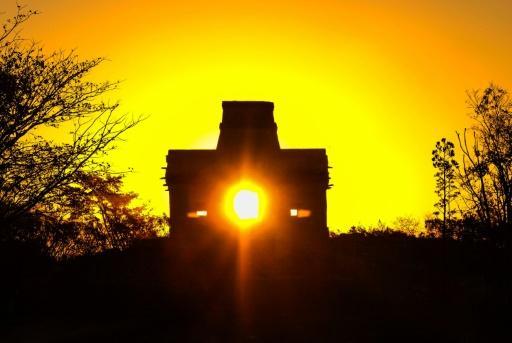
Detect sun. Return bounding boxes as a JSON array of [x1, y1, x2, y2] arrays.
[[233, 189, 259, 220], [224, 180, 266, 229]]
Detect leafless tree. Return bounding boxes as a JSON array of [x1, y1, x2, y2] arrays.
[[0, 6, 142, 239], [456, 84, 512, 240]]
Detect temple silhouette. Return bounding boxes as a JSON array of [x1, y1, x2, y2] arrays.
[[165, 101, 330, 238]]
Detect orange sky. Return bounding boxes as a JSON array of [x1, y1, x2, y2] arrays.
[[8, 0, 512, 232]]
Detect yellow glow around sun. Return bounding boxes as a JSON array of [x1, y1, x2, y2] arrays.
[[224, 181, 267, 228], [21, 0, 512, 232]]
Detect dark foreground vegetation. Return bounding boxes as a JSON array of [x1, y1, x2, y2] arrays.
[[2, 233, 511, 342]]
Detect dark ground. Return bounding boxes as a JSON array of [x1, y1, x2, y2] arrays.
[[1, 233, 511, 342]]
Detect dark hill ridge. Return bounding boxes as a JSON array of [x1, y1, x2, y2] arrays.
[[2, 235, 511, 342]]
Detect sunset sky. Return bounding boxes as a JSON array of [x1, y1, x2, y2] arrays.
[[10, 0, 512, 231]]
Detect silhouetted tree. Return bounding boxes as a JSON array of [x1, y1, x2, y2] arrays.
[[392, 216, 420, 236], [456, 84, 512, 243], [424, 216, 472, 240], [0, 6, 141, 240], [347, 220, 411, 238], [432, 138, 459, 238], [31, 170, 167, 258]]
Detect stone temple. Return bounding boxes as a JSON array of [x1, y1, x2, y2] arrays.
[[165, 101, 330, 239]]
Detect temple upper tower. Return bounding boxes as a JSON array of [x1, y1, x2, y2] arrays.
[[216, 101, 280, 154]]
